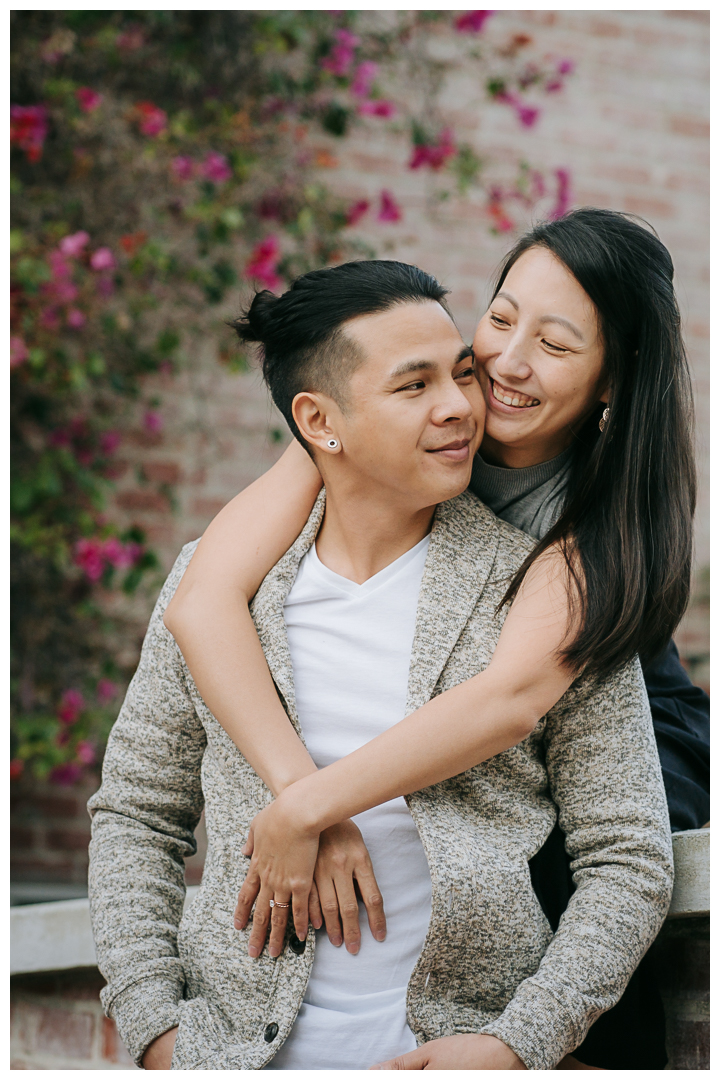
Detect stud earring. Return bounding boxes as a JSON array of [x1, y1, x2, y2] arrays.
[[326, 438, 339, 450], [599, 406, 610, 433]]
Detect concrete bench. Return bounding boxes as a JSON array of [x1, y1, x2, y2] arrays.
[[10, 829, 709, 1069]]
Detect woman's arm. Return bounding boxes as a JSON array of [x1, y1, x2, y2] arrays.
[[235, 546, 582, 952], [163, 438, 322, 795]]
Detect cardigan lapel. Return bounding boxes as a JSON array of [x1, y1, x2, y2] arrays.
[[405, 492, 501, 713], [250, 489, 326, 739]]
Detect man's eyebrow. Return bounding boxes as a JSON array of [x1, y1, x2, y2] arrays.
[[388, 347, 473, 381], [495, 291, 584, 341]]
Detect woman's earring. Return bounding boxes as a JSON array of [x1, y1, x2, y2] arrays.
[[599, 406, 610, 433], [326, 438, 339, 450]]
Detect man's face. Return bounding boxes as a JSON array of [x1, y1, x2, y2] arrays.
[[316, 301, 485, 512]]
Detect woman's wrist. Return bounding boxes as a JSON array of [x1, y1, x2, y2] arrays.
[[274, 773, 332, 835]]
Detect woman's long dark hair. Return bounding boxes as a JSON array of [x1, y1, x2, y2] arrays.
[[498, 208, 696, 681]]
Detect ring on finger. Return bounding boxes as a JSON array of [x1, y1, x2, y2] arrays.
[[269, 899, 290, 909]]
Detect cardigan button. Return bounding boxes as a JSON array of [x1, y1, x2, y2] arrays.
[[289, 933, 306, 955], [264, 1022, 279, 1043]]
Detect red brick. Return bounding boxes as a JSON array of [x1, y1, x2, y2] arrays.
[[116, 490, 171, 513], [588, 19, 624, 37], [191, 497, 228, 518], [35, 1005, 96, 1059], [623, 196, 675, 219], [46, 827, 91, 852], [143, 461, 181, 485], [32, 794, 80, 818], [669, 116, 710, 139]]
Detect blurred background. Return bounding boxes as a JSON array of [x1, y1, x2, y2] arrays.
[[11, 10, 708, 900]]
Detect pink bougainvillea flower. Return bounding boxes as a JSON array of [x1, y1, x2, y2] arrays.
[[10, 758, 24, 781], [549, 168, 572, 220], [202, 151, 232, 184], [358, 99, 396, 118], [50, 762, 84, 785], [47, 250, 72, 280], [100, 430, 121, 456], [455, 10, 494, 33], [171, 155, 195, 181], [75, 538, 105, 581], [103, 537, 142, 569], [40, 307, 62, 329], [244, 236, 282, 291], [135, 101, 167, 137], [487, 190, 515, 233], [557, 58, 575, 75], [60, 231, 90, 258], [409, 128, 456, 171], [76, 740, 96, 766], [58, 688, 85, 725], [544, 78, 563, 93], [10, 104, 49, 163], [351, 60, 378, 98], [97, 678, 119, 705], [516, 104, 540, 128], [75, 87, 103, 113], [66, 308, 86, 329], [143, 410, 164, 434], [11, 336, 28, 368], [346, 199, 370, 226], [321, 28, 359, 76], [90, 247, 116, 271], [378, 189, 402, 223]]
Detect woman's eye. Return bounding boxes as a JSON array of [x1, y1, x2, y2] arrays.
[[542, 339, 569, 353], [490, 313, 510, 327]]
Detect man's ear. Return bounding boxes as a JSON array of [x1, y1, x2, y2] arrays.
[[292, 392, 342, 456]]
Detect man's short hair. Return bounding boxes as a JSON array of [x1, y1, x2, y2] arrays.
[[231, 260, 451, 446]]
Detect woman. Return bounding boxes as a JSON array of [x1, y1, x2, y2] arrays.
[[164, 208, 708, 1069]]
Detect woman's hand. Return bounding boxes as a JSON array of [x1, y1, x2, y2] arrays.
[[234, 797, 319, 957], [370, 1034, 526, 1070], [234, 804, 385, 958], [312, 820, 386, 953]]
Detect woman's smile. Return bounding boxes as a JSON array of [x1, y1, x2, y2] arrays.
[[488, 377, 540, 411]]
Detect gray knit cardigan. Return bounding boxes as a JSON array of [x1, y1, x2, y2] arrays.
[[88, 490, 673, 1070]]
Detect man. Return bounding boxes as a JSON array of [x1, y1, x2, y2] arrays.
[[88, 261, 673, 1070]]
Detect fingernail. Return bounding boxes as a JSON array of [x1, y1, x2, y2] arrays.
[[330, 935, 342, 947], [297, 932, 306, 942], [312, 919, 322, 930], [375, 930, 386, 941], [347, 942, 359, 955], [234, 918, 242, 929], [248, 946, 259, 958], [269, 949, 279, 958]]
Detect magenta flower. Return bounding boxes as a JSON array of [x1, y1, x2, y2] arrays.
[[100, 430, 121, 456], [50, 762, 84, 785], [102, 537, 142, 569], [60, 231, 90, 258], [90, 247, 116, 272], [135, 101, 167, 137], [549, 168, 572, 220], [455, 11, 494, 33], [557, 59, 575, 76], [75, 87, 103, 113], [516, 105, 540, 128], [97, 678, 119, 705], [40, 307, 61, 329], [11, 337, 28, 368], [346, 199, 370, 226], [74, 538, 105, 581], [171, 155, 195, 181], [143, 410, 164, 434], [202, 151, 232, 184], [58, 688, 85, 725], [96, 275, 115, 298], [351, 61, 378, 98], [378, 190, 402, 223], [358, 100, 396, 118], [10, 104, 49, 163], [76, 741, 96, 766], [244, 236, 282, 291], [66, 308, 86, 329], [545, 78, 563, 93], [321, 28, 359, 76], [409, 128, 456, 171]]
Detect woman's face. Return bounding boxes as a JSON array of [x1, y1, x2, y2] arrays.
[[473, 246, 608, 468]]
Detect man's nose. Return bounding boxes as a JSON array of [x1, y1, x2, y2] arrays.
[[434, 379, 475, 425]]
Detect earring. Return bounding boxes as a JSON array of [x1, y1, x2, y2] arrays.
[[326, 438, 339, 450], [599, 407, 610, 433]]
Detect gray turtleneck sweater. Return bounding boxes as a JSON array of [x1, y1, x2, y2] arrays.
[[469, 447, 573, 540]]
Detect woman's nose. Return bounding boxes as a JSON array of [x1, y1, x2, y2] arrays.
[[493, 337, 533, 381]]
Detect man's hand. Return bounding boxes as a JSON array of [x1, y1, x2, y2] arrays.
[[370, 1034, 526, 1070], [142, 1026, 178, 1069], [312, 819, 386, 953]]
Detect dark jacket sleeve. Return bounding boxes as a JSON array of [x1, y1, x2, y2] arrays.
[[87, 542, 205, 1066], [642, 639, 710, 832]]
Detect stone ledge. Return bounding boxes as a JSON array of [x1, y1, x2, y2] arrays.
[[10, 829, 709, 976]]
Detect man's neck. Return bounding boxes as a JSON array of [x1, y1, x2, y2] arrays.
[[315, 484, 435, 585]]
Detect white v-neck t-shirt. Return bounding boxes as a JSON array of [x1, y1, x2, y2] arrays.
[[266, 536, 433, 1071]]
